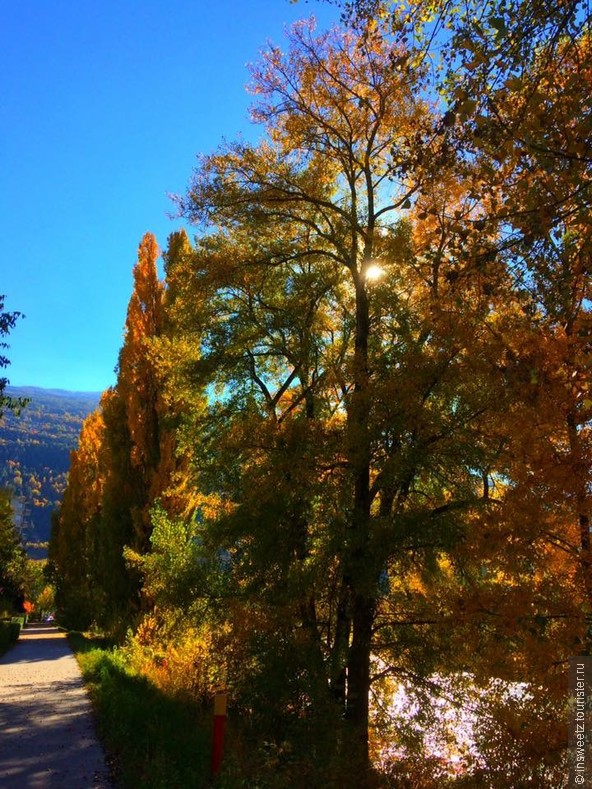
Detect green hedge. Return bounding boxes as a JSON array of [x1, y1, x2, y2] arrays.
[[0, 617, 22, 652]]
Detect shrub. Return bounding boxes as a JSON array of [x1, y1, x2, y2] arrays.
[[70, 634, 211, 788], [0, 618, 21, 653]]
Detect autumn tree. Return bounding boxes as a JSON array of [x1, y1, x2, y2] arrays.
[[47, 5, 589, 782], [116, 231, 165, 553], [175, 20, 519, 775], [466, 18, 592, 642], [176, 21, 424, 768], [340, 0, 591, 778], [148, 228, 204, 518], [51, 234, 167, 633], [50, 404, 107, 628], [83, 236, 164, 632]]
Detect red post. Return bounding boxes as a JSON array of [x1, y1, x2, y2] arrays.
[[211, 690, 228, 778]]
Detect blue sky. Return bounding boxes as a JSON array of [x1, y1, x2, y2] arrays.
[[0, 0, 339, 393]]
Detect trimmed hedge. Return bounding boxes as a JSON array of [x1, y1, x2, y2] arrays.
[[0, 617, 22, 653]]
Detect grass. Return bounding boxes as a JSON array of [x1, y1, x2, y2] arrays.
[[68, 632, 212, 788]]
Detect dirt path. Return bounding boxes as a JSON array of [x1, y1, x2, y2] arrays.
[[0, 623, 112, 788]]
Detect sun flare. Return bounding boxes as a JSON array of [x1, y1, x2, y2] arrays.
[[364, 263, 385, 281]]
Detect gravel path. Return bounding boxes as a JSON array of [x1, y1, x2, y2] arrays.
[[0, 623, 113, 788]]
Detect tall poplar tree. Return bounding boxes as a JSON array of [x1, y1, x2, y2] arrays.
[[94, 233, 165, 631], [116, 232, 165, 552], [50, 405, 107, 628]]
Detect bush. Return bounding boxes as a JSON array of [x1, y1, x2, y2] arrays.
[[0, 618, 21, 653], [69, 634, 211, 788]]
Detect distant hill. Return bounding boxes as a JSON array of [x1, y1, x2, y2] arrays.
[[0, 386, 101, 552]]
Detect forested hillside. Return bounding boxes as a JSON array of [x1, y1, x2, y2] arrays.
[[49, 3, 591, 786], [0, 387, 100, 546]]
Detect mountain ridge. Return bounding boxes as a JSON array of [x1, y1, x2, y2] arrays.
[[6, 384, 103, 399]]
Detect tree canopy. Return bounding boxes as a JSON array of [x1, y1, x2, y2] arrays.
[[50, 4, 591, 785]]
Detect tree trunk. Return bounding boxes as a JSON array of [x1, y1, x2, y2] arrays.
[[344, 274, 374, 772], [346, 594, 375, 769]]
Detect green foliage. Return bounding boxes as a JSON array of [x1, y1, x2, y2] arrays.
[[0, 487, 27, 611], [0, 617, 22, 655], [129, 504, 211, 611], [0, 295, 27, 419]]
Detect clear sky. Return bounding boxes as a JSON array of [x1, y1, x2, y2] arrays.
[[0, 0, 339, 393]]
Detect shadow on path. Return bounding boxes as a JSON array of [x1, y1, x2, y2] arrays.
[[0, 623, 112, 788]]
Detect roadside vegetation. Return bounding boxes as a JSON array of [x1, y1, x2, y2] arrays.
[[69, 628, 363, 788], [0, 615, 25, 657], [68, 632, 212, 789]]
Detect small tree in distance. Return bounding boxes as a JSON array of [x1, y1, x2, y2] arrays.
[[0, 294, 27, 418]]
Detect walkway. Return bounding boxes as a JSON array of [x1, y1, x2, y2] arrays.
[[0, 623, 112, 788]]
